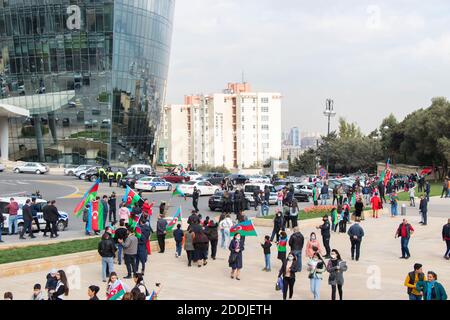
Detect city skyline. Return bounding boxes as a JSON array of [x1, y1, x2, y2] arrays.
[[166, 0, 450, 134]]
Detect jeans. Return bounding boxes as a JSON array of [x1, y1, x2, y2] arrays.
[[264, 253, 271, 270], [101, 257, 114, 281], [277, 200, 283, 208], [444, 240, 450, 258], [291, 250, 302, 272], [117, 244, 123, 264], [350, 239, 361, 260], [271, 228, 281, 242], [391, 204, 398, 216], [401, 237, 411, 258], [221, 229, 230, 248], [124, 254, 137, 277], [364, 194, 370, 206], [320, 194, 328, 205], [157, 234, 166, 252], [176, 241, 182, 257], [261, 204, 269, 217], [282, 277, 295, 300], [310, 278, 321, 300], [8, 215, 18, 235], [409, 294, 422, 300], [410, 197, 415, 206], [422, 211, 427, 225]]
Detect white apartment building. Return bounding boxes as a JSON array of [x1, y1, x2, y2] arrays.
[[160, 83, 282, 169]]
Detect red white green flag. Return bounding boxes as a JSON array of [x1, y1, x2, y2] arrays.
[[107, 281, 126, 300], [230, 220, 257, 237], [123, 186, 141, 207], [166, 207, 182, 232], [89, 200, 104, 232]]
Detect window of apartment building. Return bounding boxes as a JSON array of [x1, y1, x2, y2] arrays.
[[262, 124, 269, 130], [262, 134, 270, 140], [262, 106, 269, 112], [253, 98, 256, 103], [261, 97, 269, 103], [253, 125, 256, 129], [253, 107, 256, 111], [263, 143, 270, 148], [261, 115, 269, 121], [242, 125, 245, 130]]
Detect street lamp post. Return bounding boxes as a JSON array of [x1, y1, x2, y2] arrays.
[[323, 99, 336, 172]]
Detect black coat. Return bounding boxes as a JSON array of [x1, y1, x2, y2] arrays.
[[206, 223, 219, 241], [273, 215, 284, 230], [193, 190, 200, 202], [138, 224, 151, 244], [47, 205, 59, 222], [42, 205, 51, 221], [319, 221, 331, 238], [289, 232, 304, 251], [98, 238, 116, 258], [22, 204, 33, 222]]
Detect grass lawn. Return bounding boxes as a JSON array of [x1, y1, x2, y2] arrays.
[[0, 233, 170, 265], [397, 182, 442, 201]]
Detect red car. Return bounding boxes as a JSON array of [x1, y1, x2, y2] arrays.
[[161, 173, 190, 184]]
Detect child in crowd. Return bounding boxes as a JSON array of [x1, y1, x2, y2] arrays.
[[261, 235, 272, 272], [31, 284, 45, 300]]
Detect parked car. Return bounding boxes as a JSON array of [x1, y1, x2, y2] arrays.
[[161, 173, 190, 184], [203, 172, 226, 185], [186, 171, 202, 180], [84, 119, 98, 128], [63, 165, 80, 176], [243, 183, 277, 205], [75, 166, 97, 180], [247, 175, 271, 184], [13, 162, 49, 175], [66, 165, 91, 176], [293, 190, 310, 202], [135, 177, 173, 192], [292, 183, 313, 196], [0, 197, 69, 235], [120, 174, 149, 189], [228, 174, 249, 185], [178, 181, 220, 196], [100, 119, 111, 129], [127, 164, 154, 175], [208, 191, 250, 212]]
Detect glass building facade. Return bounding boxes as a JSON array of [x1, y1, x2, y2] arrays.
[[0, 0, 175, 165]]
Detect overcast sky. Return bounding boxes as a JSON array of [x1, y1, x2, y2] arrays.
[[165, 0, 450, 134]]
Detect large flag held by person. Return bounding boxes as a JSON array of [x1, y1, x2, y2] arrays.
[[88, 200, 104, 232], [73, 179, 99, 216], [166, 207, 182, 232], [230, 220, 257, 237], [123, 186, 141, 208], [172, 185, 185, 197], [107, 281, 126, 300], [379, 159, 392, 187]]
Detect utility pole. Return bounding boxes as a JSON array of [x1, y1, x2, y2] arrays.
[[323, 99, 336, 172]]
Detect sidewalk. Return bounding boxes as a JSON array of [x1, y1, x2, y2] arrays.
[[1, 213, 448, 300]]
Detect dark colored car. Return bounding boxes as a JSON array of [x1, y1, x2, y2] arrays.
[[85, 166, 127, 182], [293, 190, 309, 202], [208, 191, 250, 212], [120, 174, 149, 188], [161, 173, 190, 184], [228, 174, 249, 185], [204, 173, 226, 185]]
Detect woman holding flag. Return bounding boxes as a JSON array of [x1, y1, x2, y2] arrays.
[[106, 272, 128, 300], [229, 233, 245, 280]]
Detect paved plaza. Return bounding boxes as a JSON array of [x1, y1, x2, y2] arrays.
[[1, 208, 448, 300]]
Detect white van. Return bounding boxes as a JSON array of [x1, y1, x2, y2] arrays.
[[243, 183, 277, 205], [127, 164, 153, 175]]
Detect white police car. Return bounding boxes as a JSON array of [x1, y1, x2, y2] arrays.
[[135, 177, 173, 193], [0, 197, 69, 234]]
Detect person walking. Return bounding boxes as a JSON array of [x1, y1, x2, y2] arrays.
[[288, 227, 304, 272], [192, 222, 209, 267], [404, 263, 425, 300], [219, 214, 233, 249], [173, 224, 184, 258], [415, 271, 448, 300], [184, 229, 195, 267], [30, 198, 41, 233], [156, 213, 168, 253], [326, 249, 347, 300], [50, 270, 69, 300], [114, 219, 128, 265], [98, 231, 116, 282], [119, 228, 138, 279], [316, 215, 331, 258], [305, 232, 323, 258], [192, 187, 200, 213], [354, 196, 364, 222], [47, 200, 60, 238], [261, 235, 272, 272], [370, 192, 382, 218], [320, 183, 329, 205], [206, 220, 219, 260], [442, 219, 450, 260], [347, 220, 364, 261], [135, 219, 151, 275], [278, 253, 298, 300], [395, 219, 414, 259], [277, 231, 288, 264], [270, 210, 285, 242], [409, 186, 416, 207], [5, 198, 19, 235], [19, 199, 36, 239], [228, 233, 244, 280], [419, 195, 428, 226], [390, 192, 399, 217], [187, 210, 200, 226], [289, 197, 300, 228], [108, 192, 117, 225], [307, 252, 326, 300]]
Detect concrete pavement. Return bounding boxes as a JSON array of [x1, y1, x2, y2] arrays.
[[1, 211, 448, 300]]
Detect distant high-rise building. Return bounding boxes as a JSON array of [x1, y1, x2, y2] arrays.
[[289, 127, 300, 147]]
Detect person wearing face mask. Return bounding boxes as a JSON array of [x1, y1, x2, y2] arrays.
[[278, 252, 298, 300], [277, 231, 288, 264], [326, 249, 348, 300], [305, 232, 323, 258], [228, 233, 245, 280], [307, 252, 326, 300], [270, 210, 285, 242]]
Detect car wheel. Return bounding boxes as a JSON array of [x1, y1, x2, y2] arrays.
[[214, 188, 220, 194], [90, 175, 97, 182], [80, 173, 86, 180], [209, 207, 215, 211], [57, 220, 65, 232], [151, 186, 156, 192], [35, 170, 41, 175], [167, 185, 173, 191], [14, 168, 20, 173]]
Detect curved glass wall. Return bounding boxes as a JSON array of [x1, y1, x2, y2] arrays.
[[0, 0, 175, 165]]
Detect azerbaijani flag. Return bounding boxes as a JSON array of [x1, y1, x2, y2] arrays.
[[107, 281, 126, 300], [123, 186, 141, 207], [128, 214, 141, 230], [73, 179, 99, 216], [146, 290, 156, 300], [89, 200, 104, 232], [230, 220, 257, 237], [135, 224, 142, 239], [172, 185, 185, 197], [166, 207, 182, 232], [380, 159, 392, 187]]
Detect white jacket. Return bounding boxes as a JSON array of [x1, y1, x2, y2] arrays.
[[220, 218, 233, 230]]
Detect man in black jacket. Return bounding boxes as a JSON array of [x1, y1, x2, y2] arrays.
[[347, 220, 365, 261], [98, 232, 116, 282], [316, 215, 331, 258], [42, 201, 51, 237], [108, 192, 117, 225], [156, 214, 168, 253], [192, 187, 200, 213], [442, 219, 450, 260], [288, 227, 304, 272], [20, 199, 36, 239], [30, 198, 41, 233], [115, 219, 128, 265], [270, 210, 285, 242], [47, 200, 60, 238], [187, 210, 200, 227], [135, 219, 151, 275], [419, 195, 428, 226], [206, 220, 219, 260]]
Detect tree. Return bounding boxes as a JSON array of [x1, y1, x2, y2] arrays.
[[290, 148, 317, 174]]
